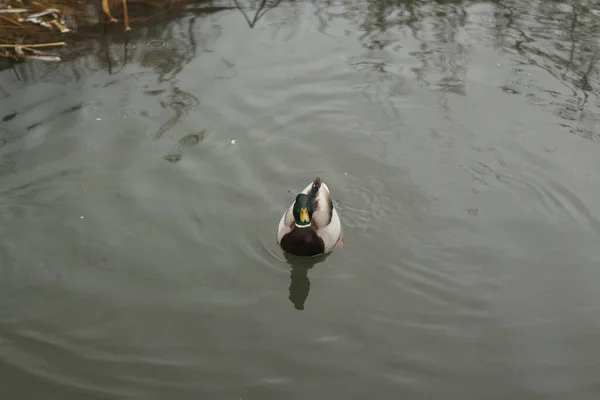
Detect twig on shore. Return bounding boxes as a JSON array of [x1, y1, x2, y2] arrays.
[[0, 42, 66, 48]]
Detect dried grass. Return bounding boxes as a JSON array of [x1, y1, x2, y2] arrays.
[[0, 0, 192, 62]]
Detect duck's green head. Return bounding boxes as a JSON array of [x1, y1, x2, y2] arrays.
[[293, 193, 313, 227]]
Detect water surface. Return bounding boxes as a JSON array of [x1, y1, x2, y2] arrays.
[[1, 1, 600, 399]]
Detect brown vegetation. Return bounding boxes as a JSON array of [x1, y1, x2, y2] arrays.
[[0, 0, 193, 62]]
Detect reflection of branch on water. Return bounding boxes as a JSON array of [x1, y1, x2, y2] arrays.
[[492, 0, 600, 141], [102, 23, 130, 75], [10, 63, 20, 81], [154, 86, 200, 140], [330, 1, 470, 124], [233, 0, 283, 28], [132, 16, 202, 140], [330, 0, 600, 141], [340, 0, 600, 141], [562, 3, 579, 81]]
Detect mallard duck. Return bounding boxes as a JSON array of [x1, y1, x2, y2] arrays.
[[277, 177, 342, 258]]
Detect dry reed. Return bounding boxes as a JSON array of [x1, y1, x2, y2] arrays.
[[0, 0, 192, 62]]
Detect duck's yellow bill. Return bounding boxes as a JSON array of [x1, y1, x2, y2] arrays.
[[299, 207, 310, 223]]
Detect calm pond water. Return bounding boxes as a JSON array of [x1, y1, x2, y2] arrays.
[[1, 0, 600, 399]]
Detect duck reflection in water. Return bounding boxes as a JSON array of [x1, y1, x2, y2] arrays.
[[284, 251, 332, 311]]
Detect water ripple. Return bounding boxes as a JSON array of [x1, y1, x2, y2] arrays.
[[468, 145, 600, 232]]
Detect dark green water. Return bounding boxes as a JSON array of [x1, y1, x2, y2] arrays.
[[1, 1, 600, 399]]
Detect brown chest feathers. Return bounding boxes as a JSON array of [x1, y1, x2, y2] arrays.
[[280, 227, 325, 258]]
